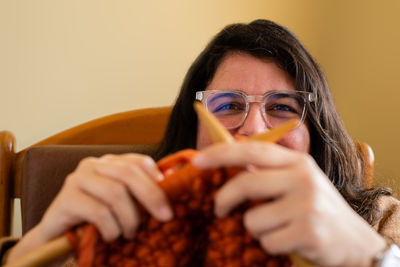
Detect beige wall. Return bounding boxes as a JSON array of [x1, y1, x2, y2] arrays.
[[2, 0, 400, 235], [1, 0, 322, 150], [312, 1, 400, 195]]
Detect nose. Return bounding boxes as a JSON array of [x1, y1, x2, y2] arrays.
[[236, 104, 268, 136]]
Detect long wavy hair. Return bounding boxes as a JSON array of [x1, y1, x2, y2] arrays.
[[156, 19, 391, 225]]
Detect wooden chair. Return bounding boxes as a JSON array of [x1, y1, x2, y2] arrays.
[[0, 105, 374, 238], [0, 106, 172, 237]]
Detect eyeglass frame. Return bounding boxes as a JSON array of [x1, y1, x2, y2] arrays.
[[195, 89, 315, 129]]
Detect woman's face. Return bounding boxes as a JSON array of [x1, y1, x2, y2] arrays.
[[196, 52, 310, 152]]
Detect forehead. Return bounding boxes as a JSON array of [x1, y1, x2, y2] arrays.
[[206, 52, 295, 95]]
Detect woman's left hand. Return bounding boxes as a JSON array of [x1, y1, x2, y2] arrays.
[[192, 141, 386, 267]]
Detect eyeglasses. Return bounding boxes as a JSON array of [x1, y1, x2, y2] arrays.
[[195, 89, 315, 129]]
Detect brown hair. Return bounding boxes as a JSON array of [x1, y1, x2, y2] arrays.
[[156, 19, 391, 225]]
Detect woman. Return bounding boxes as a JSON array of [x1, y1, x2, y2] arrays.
[[5, 19, 400, 266]]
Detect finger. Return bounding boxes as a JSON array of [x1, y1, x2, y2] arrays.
[[243, 196, 297, 238], [77, 172, 140, 239], [52, 189, 122, 242], [192, 141, 300, 169], [94, 161, 173, 221], [258, 222, 299, 255], [102, 153, 164, 182], [214, 169, 296, 217]]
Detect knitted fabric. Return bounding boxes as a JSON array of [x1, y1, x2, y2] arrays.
[[66, 149, 292, 267]]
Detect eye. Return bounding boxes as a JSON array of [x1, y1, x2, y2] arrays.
[[265, 94, 303, 118], [214, 102, 243, 112], [268, 104, 298, 113], [265, 102, 303, 119]]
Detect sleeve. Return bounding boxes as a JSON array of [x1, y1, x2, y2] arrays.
[[374, 195, 400, 246]]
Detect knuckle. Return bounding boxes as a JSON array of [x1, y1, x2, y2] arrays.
[[64, 172, 80, 186], [120, 153, 138, 159], [295, 154, 317, 189], [122, 153, 151, 163], [102, 154, 117, 161], [296, 152, 314, 169], [94, 206, 112, 222], [80, 157, 94, 165], [140, 155, 156, 166], [64, 172, 76, 183], [125, 154, 156, 170], [78, 156, 98, 167], [300, 173, 315, 191]]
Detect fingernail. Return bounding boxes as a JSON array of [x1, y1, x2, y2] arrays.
[[192, 154, 206, 168], [159, 206, 173, 221]]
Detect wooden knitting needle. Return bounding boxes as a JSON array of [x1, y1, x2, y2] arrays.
[[194, 101, 314, 267], [194, 101, 299, 143], [249, 119, 298, 142], [194, 101, 234, 144], [3, 235, 72, 267]]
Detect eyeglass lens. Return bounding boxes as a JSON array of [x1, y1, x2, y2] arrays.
[[206, 92, 305, 129]]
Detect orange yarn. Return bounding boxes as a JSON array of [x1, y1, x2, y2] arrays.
[[66, 149, 292, 267]]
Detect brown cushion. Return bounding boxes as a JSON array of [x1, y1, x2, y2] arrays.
[[21, 144, 158, 234]]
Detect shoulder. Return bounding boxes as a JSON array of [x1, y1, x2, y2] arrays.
[[374, 195, 400, 246]]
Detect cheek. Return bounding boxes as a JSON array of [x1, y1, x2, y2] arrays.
[[277, 125, 310, 153]]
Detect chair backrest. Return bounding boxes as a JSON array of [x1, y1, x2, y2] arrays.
[[21, 145, 159, 234], [0, 106, 172, 237]]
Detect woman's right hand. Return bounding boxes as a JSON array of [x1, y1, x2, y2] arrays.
[[7, 153, 173, 262]]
